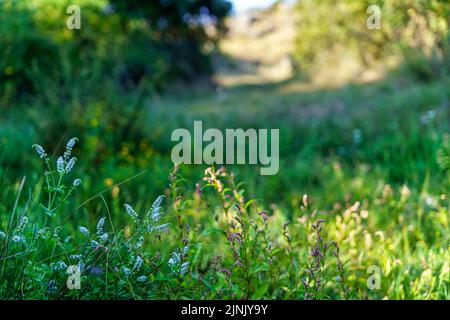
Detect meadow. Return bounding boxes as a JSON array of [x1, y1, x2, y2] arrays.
[[0, 0, 449, 299]]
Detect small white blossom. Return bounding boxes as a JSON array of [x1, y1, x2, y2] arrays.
[[66, 137, 78, 150], [180, 262, 189, 275], [64, 137, 78, 161], [73, 179, 82, 187], [99, 233, 109, 242], [65, 157, 77, 173], [148, 195, 165, 222], [148, 223, 170, 234], [90, 240, 100, 247], [0, 231, 6, 239], [134, 256, 143, 271], [96, 217, 106, 234], [53, 261, 67, 270], [122, 267, 131, 275], [37, 228, 50, 239], [17, 216, 28, 232], [12, 235, 25, 243], [137, 276, 148, 282], [124, 204, 139, 222], [32, 144, 47, 159], [47, 280, 57, 293], [135, 236, 144, 248], [79, 226, 90, 236], [56, 156, 65, 174]]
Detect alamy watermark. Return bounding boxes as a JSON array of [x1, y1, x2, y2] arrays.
[[171, 121, 279, 175], [367, 265, 381, 290], [66, 5, 81, 30], [66, 265, 81, 290], [367, 5, 381, 30]]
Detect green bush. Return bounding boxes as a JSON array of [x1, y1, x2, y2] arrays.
[[0, 0, 231, 100], [294, 0, 449, 80]]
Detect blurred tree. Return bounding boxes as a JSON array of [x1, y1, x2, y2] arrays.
[[109, 0, 232, 80]]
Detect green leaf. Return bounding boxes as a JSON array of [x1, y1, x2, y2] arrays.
[[251, 283, 270, 299]]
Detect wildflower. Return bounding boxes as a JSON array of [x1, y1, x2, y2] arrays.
[[149, 196, 165, 222], [12, 235, 24, 243], [168, 253, 180, 266], [63, 137, 78, 160], [47, 280, 57, 294], [99, 233, 109, 242], [53, 261, 67, 270], [147, 223, 171, 234], [135, 236, 144, 249], [66, 137, 78, 150], [180, 262, 189, 275], [96, 217, 106, 234], [134, 256, 143, 271], [32, 144, 47, 159], [37, 228, 50, 239], [219, 268, 231, 277], [94, 244, 109, 252], [124, 204, 139, 222], [17, 216, 28, 232], [168, 246, 189, 274], [65, 157, 77, 173], [56, 156, 65, 174], [70, 254, 82, 260], [137, 276, 148, 282], [401, 184, 411, 199], [90, 240, 100, 247], [73, 179, 82, 187], [0, 231, 6, 239], [122, 267, 131, 275], [360, 210, 369, 219], [79, 226, 90, 236], [151, 206, 162, 222], [78, 261, 85, 272]]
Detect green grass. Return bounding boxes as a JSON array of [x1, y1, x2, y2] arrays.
[[0, 71, 448, 299]]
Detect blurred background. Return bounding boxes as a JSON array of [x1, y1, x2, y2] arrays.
[[0, 0, 449, 209]]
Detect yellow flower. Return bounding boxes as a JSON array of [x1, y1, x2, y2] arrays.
[[112, 186, 120, 198], [104, 178, 113, 187]]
